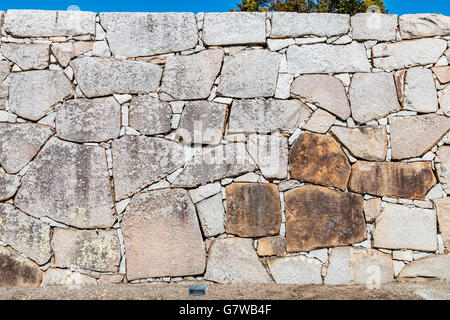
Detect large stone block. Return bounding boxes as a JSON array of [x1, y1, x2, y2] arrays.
[[434, 198, 450, 249], [398, 254, 450, 281], [351, 13, 398, 41], [436, 146, 450, 194], [0, 172, 20, 201], [0, 43, 49, 70], [0, 247, 42, 288], [128, 96, 172, 135], [399, 14, 450, 39], [267, 255, 322, 285], [195, 193, 225, 238], [41, 269, 97, 286], [403, 67, 438, 113]]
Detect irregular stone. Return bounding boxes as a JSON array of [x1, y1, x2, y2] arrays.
[[351, 13, 398, 41], [175, 101, 227, 145], [324, 247, 394, 285], [161, 50, 223, 100], [274, 73, 293, 99], [15, 137, 116, 228], [50, 42, 93, 67], [363, 198, 382, 223], [403, 67, 438, 113], [393, 250, 413, 262], [394, 69, 406, 103], [257, 236, 286, 257], [203, 12, 266, 46], [373, 203, 437, 251], [128, 95, 172, 135], [439, 86, 450, 117], [331, 125, 387, 161], [204, 238, 272, 283], [4, 10, 96, 37], [289, 132, 350, 190], [225, 183, 281, 237], [436, 147, 450, 194], [217, 50, 281, 98], [247, 134, 288, 179], [111, 136, 185, 200], [399, 254, 450, 281], [0, 246, 42, 288], [285, 185, 365, 252], [267, 255, 322, 285], [372, 39, 447, 71], [302, 109, 335, 134], [290, 74, 350, 120], [195, 193, 225, 238], [188, 182, 221, 204], [0, 123, 53, 174], [287, 43, 370, 74], [0, 61, 10, 83], [0, 43, 49, 70], [434, 197, 450, 249], [234, 172, 260, 183], [98, 274, 123, 284], [389, 114, 450, 160], [70, 57, 162, 98], [42, 269, 97, 286], [100, 12, 198, 57], [349, 72, 401, 123], [56, 97, 121, 143], [52, 228, 121, 272], [267, 38, 294, 51], [9, 70, 74, 121], [227, 99, 310, 134], [271, 13, 350, 38], [121, 189, 205, 280], [0, 172, 20, 201], [432, 66, 450, 84], [399, 14, 450, 39]]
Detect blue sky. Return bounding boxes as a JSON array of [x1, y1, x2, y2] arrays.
[[0, 0, 449, 15]]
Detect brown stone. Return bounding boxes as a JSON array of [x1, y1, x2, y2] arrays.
[[394, 69, 406, 103], [51, 42, 93, 67], [432, 66, 450, 84], [225, 183, 282, 237], [0, 246, 42, 288], [349, 161, 437, 200], [363, 198, 382, 223], [289, 132, 351, 191], [284, 185, 366, 252], [434, 197, 450, 249], [257, 236, 286, 257]]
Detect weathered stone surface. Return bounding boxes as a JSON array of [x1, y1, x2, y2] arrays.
[[363, 198, 382, 223], [51, 42, 93, 67], [98, 274, 123, 284], [9, 70, 74, 121], [325, 247, 394, 285], [349, 72, 400, 123], [52, 228, 121, 272], [111, 136, 185, 200], [227, 99, 310, 134], [0, 123, 53, 174], [403, 67, 438, 113], [289, 132, 350, 190], [399, 14, 450, 39], [290, 74, 350, 120], [436, 146, 450, 194], [204, 238, 271, 283], [267, 255, 322, 285], [389, 114, 450, 160], [302, 109, 335, 134], [271, 13, 350, 38], [15, 137, 116, 228], [0, 246, 42, 288], [4, 10, 96, 37], [195, 193, 225, 238], [203, 12, 266, 46], [372, 39, 447, 71], [351, 13, 398, 41], [257, 236, 286, 257], [56, 97, 121, 143], [226, 183, 281, 237], [287, 43, 370, 74], [439, 85, 450, 116], [70, 57, 162, 98], [128, 96, 172, 135], [0, 172, 20, 201], [0, 43, 49, 70], [173, 143, 257, 187], [41, 269, 97, 286], [434, 197, 450, 249], [432, 66, 450, 84], [349, 161, 437, 200], [331, 125, 387, 161], [399, 254, 450, 281], [122, 189, 205, 280], [188, 182, 222, 204], [0, 61, 10, 83], [373, 203, 437, 251], [161, 50, 223, 100], [217, 50, 281, 98], [175, 101, 227, 145], [100, 12, 198, 57], [394, 69, 406, 103], [268, 38, 294, 51], [285, 185, 365, 252], [247, 134, 288, 179]]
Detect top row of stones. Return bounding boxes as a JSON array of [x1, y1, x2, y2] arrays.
[[1, 11, 449, 57]]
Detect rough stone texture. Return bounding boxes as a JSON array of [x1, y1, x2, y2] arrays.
[[51, 42, 93, 67], [56, 97, 121, 143], [188, 182, 222, 204], [0, 123, 54, 174], [8, 70, 74, 121], [0, 43, 49, 70], [0, 172, 21, 201], [41, 269, 97, 286], [434, 198, 450, 249], [440, 85, 450, 117], [225, 183, 282, 237], [161, 50, 224, 100], [111, 136, 185, 200], [203, 12, 266, 46], [122, 189, 205, 280], [70, 57, 162, 98], [195, 193, 225, 238], [247, 134, 288, 179], [349, 72, 401, 123], [204, 238, 272, 284], [372, 39, 447, 71], [175, 101, 227, 145], [373, 203, 437, 252], [302, 109, 336, 134], [399, 14, 450, 39], [363, 198, 382, 223], [15, 137, 116, 228], [257, 236, 286, 257], [403, 67, 438, 113], [289, 132, 350, 191], [389, 114, 450, 160], [436, 146, 450, 194], [331, 125, 387, 161], [399, 254, 450, 281], [0, 61, 10, 83], [52, 228, 121, 272], [351, 13, 398, 41], [128, 95, 172, 135], [432, 66, 450, 84], [267, 256, 322, 285], [0, 247, 42, 288], [287, 43, 370, 74], [284, 185, 365, 252], [394, 69, 406, 103], [217, 50, 281, 98], [349, 161, 437, 200], [325, 247, 394, 285]]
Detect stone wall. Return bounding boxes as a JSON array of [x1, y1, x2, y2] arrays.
[[0, 10, 449, 288]]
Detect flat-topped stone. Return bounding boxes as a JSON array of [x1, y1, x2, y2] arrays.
[[399, 14, 450, 39], [403, 67, 438, 113], [399, 254, 450, 281], [267, 255, 322, 285], [195, 193, 225, 238], [351, 13, 398, 41], [0, 43, 49, 71]]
